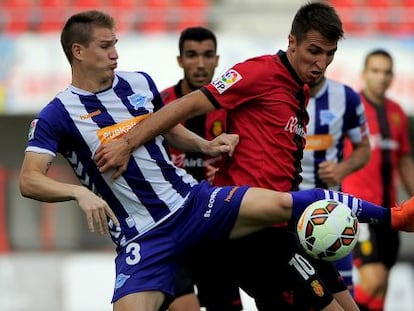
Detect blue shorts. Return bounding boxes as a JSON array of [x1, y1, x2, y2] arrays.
[[111, 181, 249, 303]]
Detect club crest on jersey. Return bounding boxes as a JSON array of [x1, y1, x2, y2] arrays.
[[28, 119, 38, 140], [115, 273, 131, 289], [319, 110, 336, 126], [212, 69, 242, 94], [128, 94, 146, 110]]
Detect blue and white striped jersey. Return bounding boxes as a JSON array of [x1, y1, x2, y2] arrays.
[[300, 79, 368, 190], [25, 71, 198, 246]]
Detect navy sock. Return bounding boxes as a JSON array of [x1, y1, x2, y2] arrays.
[[290, 189, 391, 226]]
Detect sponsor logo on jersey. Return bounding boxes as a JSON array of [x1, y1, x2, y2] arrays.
[[304, 134, 333, 151], [212, 69, 242, 94], [115, 273, 131, 289], [391, 112, 401, 126], [224, 186, 239, 202], [319, 109, 336, 126], [80, 109, 102, 120], [204, 187, 222, 218], [369, 134, 399, 150], [284, 116, 306, 138], [128, 94, 147, 110], [28, 119, 38, 140], [96, 114, 151, 143], [311, 280, 324, 297], [361, 240, 373, 256]]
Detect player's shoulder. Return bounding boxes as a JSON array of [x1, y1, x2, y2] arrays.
[[160, 85, 177, 104], [236, 54, 275, 69], [326, 79, 360, 104], [326, 79, 357, 94], [115, 70, 151, 80], [385, 97, 407, 115]]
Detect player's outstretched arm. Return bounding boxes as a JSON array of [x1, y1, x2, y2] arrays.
[[94, 90, 216, 179], [20, 152, 119, 234]]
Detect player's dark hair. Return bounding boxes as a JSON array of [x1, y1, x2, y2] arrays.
[[291, 2, 344, 43], [363, 49, 393, 69], [60, 10, 115, 63], [178, 26, 217, 55]]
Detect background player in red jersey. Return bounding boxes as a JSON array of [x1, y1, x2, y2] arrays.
[[342, 49, 414, 311], [163, 26, 242, 311]]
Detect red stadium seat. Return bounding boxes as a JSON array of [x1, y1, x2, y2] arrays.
[[37, 0, 69, 32], [3, 0, 34, 33], [108, 0, 138, 33], [138, 0, 170, 33], [177, 0, 209, 31]]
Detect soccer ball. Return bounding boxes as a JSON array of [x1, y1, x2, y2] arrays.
[[296, 199, 360, 262]]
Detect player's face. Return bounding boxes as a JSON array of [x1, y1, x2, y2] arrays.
[[288, 30, 337, 84], [363, 55, 393, 98], [76, 27, 118, 89], [178, 39, 219, 89]]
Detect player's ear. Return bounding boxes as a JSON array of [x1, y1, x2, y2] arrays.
[[72, 43, 83, 61], [288, 34, 296, 52], [177, 55, 184, 68]]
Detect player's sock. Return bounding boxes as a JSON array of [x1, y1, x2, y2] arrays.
[[354, 285, 370, 311], [290, 189, 391, 226], [391, 196, 414, 232], [354, 285, 384, 311]]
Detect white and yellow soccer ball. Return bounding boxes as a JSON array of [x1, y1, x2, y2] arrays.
[[297, 199, 360, 262]]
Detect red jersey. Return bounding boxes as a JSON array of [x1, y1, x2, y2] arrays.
[[202, 51, 309, 191], [161, 80, 227, 181], [342, 93, 411, 207]]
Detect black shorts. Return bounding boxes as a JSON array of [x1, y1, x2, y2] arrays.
[[191, 226, 344, 311], [353, 223, 400, 269], [190, 241, 243, 311], [174, 261, 195, 297]]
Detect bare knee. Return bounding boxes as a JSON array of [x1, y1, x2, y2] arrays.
[[358, 263, 389, 296]]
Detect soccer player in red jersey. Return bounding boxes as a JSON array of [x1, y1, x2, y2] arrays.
[[342, 49, 414, 311]]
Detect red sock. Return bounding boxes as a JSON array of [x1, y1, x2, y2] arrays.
[[355, 285, 384, 311]]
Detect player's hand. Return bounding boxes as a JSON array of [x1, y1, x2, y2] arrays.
[[202, 133, 239, 157], [74, 186, 120, 235], [206, 164, 219, 183], [94, 137, 131, 181], [318, 161, 342, 187]]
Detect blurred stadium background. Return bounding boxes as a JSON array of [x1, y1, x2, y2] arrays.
[[1, 0, 414, 310]]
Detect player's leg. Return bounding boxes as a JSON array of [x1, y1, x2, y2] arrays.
[[168, 293, 200, 311], [220, 186, 414, 239], [113, 291, 165, 311], [168, 263, 200, 311], [312, 258, 359, 311], [192, 241, 243, 311], [334, 253, 355, 295], [353, 224, 399, 311], [232, 226, 342, 311]]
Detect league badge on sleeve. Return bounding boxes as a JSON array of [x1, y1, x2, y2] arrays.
[[28, 119, 39, 140], [212, 69, 242, 94]]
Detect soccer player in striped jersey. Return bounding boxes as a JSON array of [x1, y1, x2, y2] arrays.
[[342, 49, 414, 311], [20, 9, 414, 311], [300, 76, 371, 294]]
